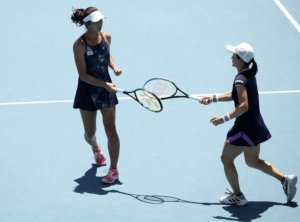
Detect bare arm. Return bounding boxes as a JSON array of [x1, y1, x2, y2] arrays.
[[102, 32, 122, 76], [201, 91, 232, 104], [210, 86, 249, 126]]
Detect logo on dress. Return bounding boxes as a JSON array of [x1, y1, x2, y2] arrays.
[[87, 50, 94, 56], [86, 46, 94, 56]]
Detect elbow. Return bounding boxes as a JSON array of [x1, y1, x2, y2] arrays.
[[79, 75, 86, 82], [237, 103, 249, 115], [241, 103, 249, 113], [79, 73, 89, 83]]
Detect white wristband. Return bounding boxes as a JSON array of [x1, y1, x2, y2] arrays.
[[222, 113, 231, 122]]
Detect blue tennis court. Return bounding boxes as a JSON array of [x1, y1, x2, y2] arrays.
[[0, 0, 299, 221]]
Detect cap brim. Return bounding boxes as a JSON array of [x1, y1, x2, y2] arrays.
[[83, 10, 106, 23], [90, 15, 105, 22], [225, 45, 236, 54]]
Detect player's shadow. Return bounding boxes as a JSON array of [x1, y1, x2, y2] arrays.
[[73, 164, 122, 195], [74, 166, 297, 221], [74, 166, 220, 206], [108, 189, 221, 206], [214, 201, 298, 221]]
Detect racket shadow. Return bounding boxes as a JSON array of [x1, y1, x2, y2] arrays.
[[214, 201, 298, 221], [73, 164, 123, 195], [108, 190, 221, 206]]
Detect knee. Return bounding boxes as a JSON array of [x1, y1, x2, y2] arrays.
[[221, 154, 232, 166], [84, 133, 97, 146], [245, 158, 259, 168]]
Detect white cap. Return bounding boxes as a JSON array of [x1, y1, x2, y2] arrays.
[[226, 42, 254, 63], [83, 10, 105, 23]]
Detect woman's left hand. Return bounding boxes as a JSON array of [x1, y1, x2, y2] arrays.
[[210, 116, 224, 126], [113, 67, 122, 76]]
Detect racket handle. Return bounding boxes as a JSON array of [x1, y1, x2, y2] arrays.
[[188, 95, 201, 101], [115, 87, 124, 93]]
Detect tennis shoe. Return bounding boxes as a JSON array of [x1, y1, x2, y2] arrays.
[[92, 147, 107, 166], [220, 189, 248, 206], [102, 168, 119, 184], [282, 174, 297, 202]]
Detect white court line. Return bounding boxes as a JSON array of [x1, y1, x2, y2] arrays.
[[259, 90, 300, 94], [0, 97, 130, 106], [192, 90, 300, 97], [274, 0, 300, 32], [0, 90, 299, 106]]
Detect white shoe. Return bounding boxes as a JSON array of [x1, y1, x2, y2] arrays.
[[282, 174, 297, 202], [220, 189, 248, 206]]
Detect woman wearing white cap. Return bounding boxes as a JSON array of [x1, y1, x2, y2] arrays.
[[71, 7, 122, 184], [201, 43, 297, 205]]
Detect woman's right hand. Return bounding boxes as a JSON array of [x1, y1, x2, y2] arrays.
[[201, 96, 213, 105], [105, 82, 117, 93]]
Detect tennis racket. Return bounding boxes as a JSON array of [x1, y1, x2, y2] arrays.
[[116, 88, 163, 112], [143, 77, 201, 101]]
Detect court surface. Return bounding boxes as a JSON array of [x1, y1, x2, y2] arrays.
[[0, 0, 299, 221]]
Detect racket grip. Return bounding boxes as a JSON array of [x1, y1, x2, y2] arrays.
[[115, 88, 124, 93], [189, 95, 201, 101]]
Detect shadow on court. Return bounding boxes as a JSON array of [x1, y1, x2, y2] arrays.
[[108, 190, 222, 206], [73, 164, 220, 206], [73, 164, 298, 221], [73, 164, 123, 195], [214, 201, 298, 221]]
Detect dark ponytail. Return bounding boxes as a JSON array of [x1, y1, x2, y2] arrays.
[[247, 58, 258, 76], [71, 7, 98, 26], [237, 55, 258, 75]]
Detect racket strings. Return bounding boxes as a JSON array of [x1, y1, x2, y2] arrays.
[[135, 90, 162, 112], [144, 80, 177, 98]]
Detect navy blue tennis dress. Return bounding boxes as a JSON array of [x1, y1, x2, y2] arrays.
[[226, 70, 271, 146], [73, 33, 118, 111]]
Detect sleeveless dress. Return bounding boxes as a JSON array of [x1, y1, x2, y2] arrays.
[[73, 33, 118, 111], [226, 70, 271, 146]]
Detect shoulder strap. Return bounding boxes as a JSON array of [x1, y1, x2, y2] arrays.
[[81, 35, 88, 45], [100, 32, 109, 46]]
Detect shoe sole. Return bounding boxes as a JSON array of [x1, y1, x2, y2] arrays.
[[102, 177, 119, 184], [96, 162, 107, 166], [220, 200, 248, 206], [220, 196, 248, 206]]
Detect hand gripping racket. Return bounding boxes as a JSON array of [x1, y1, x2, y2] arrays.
[[116, 88, 163, 112], [143, 77, 201, 101]]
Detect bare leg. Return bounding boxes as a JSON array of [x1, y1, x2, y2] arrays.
[[221, 142, 244, 194], [79, 109, 98, 148], [244, 145, 284, 181], [101, 106, 120, 169]]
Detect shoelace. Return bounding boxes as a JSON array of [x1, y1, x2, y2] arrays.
[[94, 151, 102, 158], [224, 188, 235, 196], [103, 169, 115, 175]]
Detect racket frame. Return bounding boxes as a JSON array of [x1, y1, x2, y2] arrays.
[[143, 77, 201, 101], [116, 87, 163, 112]]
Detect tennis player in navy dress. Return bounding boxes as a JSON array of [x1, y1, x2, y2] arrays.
[[71, 7, 121, 184], [201, 43, 297, 205], [226, 69, 271, 147]]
